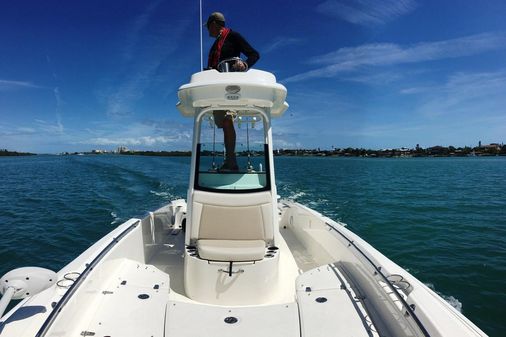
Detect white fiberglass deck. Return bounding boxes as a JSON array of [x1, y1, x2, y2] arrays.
[[0, 201, 486, 337], [76, 259, 169, 337], [46, 220, 376, 337]]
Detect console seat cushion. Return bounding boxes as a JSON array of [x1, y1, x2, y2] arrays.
[[197, 239, 265, 262]]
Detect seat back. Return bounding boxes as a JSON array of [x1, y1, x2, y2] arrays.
[[189, 190, 274, 244]]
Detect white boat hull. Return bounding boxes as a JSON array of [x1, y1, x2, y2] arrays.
[[0, 199, 487, 337]]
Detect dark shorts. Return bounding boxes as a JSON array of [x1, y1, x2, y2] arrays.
[[213, 110, 230, 128]]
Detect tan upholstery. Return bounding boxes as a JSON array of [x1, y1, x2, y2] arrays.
[[189, 191, 275, 262], [197, 239, 265, 261], [190, 191, 274, 242], [199, 205, 265, 240]]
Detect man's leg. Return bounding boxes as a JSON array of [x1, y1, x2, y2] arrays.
[[222, 116, 237, 169]]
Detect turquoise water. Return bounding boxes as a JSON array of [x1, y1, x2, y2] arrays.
[[1, 155, 505, 336]]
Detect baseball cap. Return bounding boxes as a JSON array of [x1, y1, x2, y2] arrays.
[[206, 12, 225, 27]]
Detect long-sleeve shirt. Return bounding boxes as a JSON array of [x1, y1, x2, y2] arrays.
[[208, 29, 260, 69]]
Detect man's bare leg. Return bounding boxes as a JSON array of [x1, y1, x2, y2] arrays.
[[222, 117, 238, 170]]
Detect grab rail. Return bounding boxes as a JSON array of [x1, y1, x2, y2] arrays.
[[325, 222, 431, 337]]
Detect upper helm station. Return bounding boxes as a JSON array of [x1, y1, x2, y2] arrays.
[[177, 67, 288, 195]]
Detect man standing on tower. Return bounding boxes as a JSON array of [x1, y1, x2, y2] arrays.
[[206, 12, 259, 71], [206, 12, 260, 171]]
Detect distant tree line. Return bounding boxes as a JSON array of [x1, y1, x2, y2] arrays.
[[0, 149, 36, 156], [275, 144, 506, 157], [118, 150, 191, 157]]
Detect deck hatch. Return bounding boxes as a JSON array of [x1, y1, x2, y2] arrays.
[[35, 220, 140, 337]]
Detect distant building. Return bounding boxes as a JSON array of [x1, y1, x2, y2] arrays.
[[117, 146, 129, 153], [426, 146, 448, 156], [91, 149, 106, 154], [483, 143, 501, 150]]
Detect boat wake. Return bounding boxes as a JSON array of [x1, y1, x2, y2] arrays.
[[110, 211, 122, 225], [280, 186, 341, 220], [444, 295, 463, 313], [149, 189, 181, 200], [426, 283, 463, 312], [286, 191, 307, 201]]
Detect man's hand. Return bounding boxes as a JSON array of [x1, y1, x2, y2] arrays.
[[232, 60, 247, 71]]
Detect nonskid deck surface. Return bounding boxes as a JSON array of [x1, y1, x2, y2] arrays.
[[148, 229, 186, 295], [279, 225, 320, 271], [296, 263, 378, 337], [77, 258, 170, 337], [165, 301, 300, 337], [62, 226, 375, 337]]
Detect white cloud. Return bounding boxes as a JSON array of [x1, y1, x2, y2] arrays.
[[0, 118, 65, 153], [0, 79, 44, 91], [103, 2, 189, 118], [415, 70, 506, 118], [35, 119, 64, 135], [80, 119, 193, 149], [104, 28, 188, 117], [263, 37, 303, 54], [87, 135, 183, 146], [343, 71, 403, 85], [316, 0, 417, 26], [53, 87, 64, 109], [283, 32, 506, 83], [0, 125, 37, 136], [272, 138, 302, 149], [341, 123, 425, 138], [17, 127, 37, 134], [121, 0, 164, 63], [312, 32, 506, 66], [400, 87, 430, 94]]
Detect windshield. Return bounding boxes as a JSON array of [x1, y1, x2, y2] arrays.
[[195, 111, 270, 192]]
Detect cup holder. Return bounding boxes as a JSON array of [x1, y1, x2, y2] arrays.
[[186, 246, 197, 256]]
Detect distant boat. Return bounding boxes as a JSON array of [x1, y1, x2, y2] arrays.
[[0, 64, 487, 337]]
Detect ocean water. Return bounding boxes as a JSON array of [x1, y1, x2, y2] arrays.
[[0, 155, 505, 336]]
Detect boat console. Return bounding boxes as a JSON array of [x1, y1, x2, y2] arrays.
[[177, 69, 288, 304]]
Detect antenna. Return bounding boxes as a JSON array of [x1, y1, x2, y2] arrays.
[[199, 0, 203, 71]]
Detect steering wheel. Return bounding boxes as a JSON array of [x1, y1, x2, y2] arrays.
[[217, 57, 249, 72]]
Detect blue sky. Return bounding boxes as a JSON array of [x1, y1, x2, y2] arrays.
[[1, 0, 505, 153]]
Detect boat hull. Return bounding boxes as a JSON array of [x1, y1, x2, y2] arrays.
[[0, 200, 487, 337]]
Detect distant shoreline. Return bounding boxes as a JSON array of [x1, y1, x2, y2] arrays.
[[274, 146, 506, 158], [0, 149, 36, 157], [5, 144, 505, 158], [59, 145, 505, 158]]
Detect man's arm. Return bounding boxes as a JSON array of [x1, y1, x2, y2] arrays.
[[232, 31, 260, 68]]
